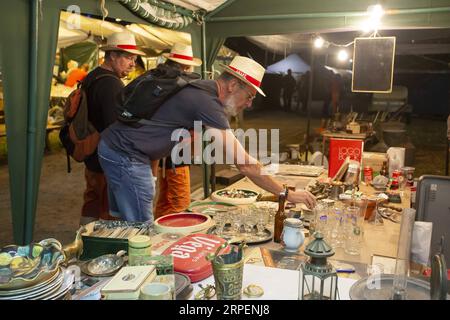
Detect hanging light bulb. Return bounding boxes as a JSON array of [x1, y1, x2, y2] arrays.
[[369, 4, 384, 21], [361, 4, 384, 33], [337, 50, 349, 62], [314, 37, 325, 49]]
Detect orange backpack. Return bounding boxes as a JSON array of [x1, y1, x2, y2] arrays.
[[59, 74, 118, 171]]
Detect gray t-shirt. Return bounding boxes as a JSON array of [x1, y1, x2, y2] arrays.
[[101, 80, 230, 163]]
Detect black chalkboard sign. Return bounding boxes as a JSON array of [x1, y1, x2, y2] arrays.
[[352, 37, 396, 93]]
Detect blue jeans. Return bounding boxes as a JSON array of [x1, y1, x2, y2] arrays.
[[98, 140, 154, 222]]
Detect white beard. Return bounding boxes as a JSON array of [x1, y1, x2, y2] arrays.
[[223, 95, 240, 117]]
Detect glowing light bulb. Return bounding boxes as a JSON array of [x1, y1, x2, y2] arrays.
[[361, 4, 384, 32], [369, 4, 384, 20], [337, 50, 349, 62], [314, 37, 324, 49]]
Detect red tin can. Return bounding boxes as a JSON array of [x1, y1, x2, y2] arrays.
[[162, 233, 229, 283], [390, 170, 401, 190], [392, 170, 401, 179], [363, 166, 373, 184]]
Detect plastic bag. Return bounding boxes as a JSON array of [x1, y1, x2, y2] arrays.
[[411, 221, 433, 266]]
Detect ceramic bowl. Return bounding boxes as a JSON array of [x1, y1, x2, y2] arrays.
[[0, 239, 65, 290]]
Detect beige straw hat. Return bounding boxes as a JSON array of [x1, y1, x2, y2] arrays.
[[221, 56, 266, 96], [162, 43, 202, 66], [100, 32, 145, 56]]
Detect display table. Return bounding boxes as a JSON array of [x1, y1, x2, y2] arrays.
[[72, 170, 411, 300], [202, 174, 410, 266]]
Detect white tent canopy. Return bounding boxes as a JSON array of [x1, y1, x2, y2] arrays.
[[57, 25, 89, 48], [58, 11, 191, 54], [266, 54, 310, 75]]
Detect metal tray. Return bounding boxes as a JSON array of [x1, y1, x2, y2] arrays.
[[188, 201, 238, 217], [80, 253, 125, 277], [349, 274, 446, 300], [175, 272, 192, 300], [206, 225, 273, 245]]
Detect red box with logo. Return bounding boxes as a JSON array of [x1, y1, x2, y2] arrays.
[[162, 233, 229, 283], [328, 138, 364, 178]]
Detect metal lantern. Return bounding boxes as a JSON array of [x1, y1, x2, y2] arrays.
[[299, 232, 339, 300]]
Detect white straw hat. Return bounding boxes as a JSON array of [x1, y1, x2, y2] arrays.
[[162, 43, 202, 66], [100, 32, 145, 56], [221, 56, 266, 97]]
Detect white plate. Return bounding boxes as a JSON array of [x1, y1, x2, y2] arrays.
[[0, 269, 64, 300], [41, 270, 74, 300], [0, 269, 60, 297]]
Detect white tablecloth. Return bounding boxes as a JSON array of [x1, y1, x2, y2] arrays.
[[191, 264, 356, 300]]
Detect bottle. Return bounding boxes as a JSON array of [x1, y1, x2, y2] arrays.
[[344, 161, 360, 187], [274, 186, 289, 243], [380, 160, 389, 178]]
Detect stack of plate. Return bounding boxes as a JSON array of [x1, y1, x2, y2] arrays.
[[0, 268, 74, 300]]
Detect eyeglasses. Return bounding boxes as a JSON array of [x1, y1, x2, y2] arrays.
[[239, 84, 256, 101]]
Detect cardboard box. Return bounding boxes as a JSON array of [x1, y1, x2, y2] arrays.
[[328, 138, 364, 178], [80, 221, 152, 261], [362, 152, 387, 174], [81, 222, 128, 261], [101, 265, 157, 300]]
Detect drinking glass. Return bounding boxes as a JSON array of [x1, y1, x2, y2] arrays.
[[215, 211, 228, 236], [243, 209, 257, 236], [255, 208, 267, 237], [329, 203, 345, 249], [344, 205, 364, 255], [230, 208, 243, 234]]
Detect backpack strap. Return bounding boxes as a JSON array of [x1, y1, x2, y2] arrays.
[[82, 73, 120, 90], [136, 77, 201, 128]]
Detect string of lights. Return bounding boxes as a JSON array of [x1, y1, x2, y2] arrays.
[[313, 4, 384, 63]]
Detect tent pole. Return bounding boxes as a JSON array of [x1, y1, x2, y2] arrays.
[[24, 0, 39, 243], [305, 44, 314, 163], [201, 21, 211, 199], [446, 138, 449, 176]]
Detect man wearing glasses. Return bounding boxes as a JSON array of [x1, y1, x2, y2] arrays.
[[79, 32, 145, 225], [98, 56, 317, 222]]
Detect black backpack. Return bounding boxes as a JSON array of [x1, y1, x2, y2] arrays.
[[117, 64, 201, 125]]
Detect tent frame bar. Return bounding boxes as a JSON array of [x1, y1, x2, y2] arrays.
[[207, 6, 450, 22], [205, 0, 238, 19]]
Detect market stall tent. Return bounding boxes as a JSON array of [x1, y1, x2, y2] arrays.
[[2, 0, 450, 244], [266, 54, 310, 75]]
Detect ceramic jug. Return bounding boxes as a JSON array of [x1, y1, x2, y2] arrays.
[[281, 218, 304, 252]]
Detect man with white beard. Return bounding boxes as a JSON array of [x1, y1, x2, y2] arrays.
[[98, 56, 317, 222]]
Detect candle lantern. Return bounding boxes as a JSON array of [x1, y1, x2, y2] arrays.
[[299, 232, 339, 300]]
